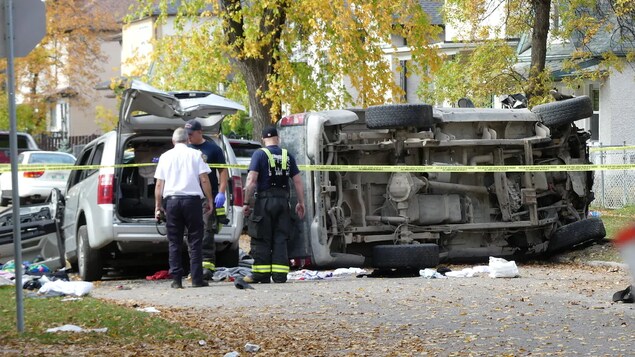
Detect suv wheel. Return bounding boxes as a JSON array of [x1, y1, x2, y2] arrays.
[[366, 104, 434, 130], [77, 225, 103, 281], [372, 243, 439, 269]]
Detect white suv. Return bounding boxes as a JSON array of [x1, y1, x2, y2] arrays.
[[57, 80, 246, 281]]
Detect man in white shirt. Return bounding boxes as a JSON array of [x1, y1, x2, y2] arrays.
[[154, 127, 215, 289]]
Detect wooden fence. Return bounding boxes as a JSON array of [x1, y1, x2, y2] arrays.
[[35, 133, 100, 152]]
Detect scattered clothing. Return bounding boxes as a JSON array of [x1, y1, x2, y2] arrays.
[[136, 307, 161, 313], [212, 267, 252, 282], [146, 270, 171, 280], [46, 324, 107, 333], [38, 277, 93, 296]]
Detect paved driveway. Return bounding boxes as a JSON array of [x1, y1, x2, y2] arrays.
[[91, 263, 634, 355]]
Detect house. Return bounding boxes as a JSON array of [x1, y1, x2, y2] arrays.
[[381, 1, 634, 147], [41, 0, 136, 151]]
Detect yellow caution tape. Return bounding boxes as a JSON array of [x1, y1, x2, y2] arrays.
[[589, 145, 635, 152], [3, 162, 635, 174]]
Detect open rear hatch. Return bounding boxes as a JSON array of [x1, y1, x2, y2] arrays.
[[115, 80, 245, 222]]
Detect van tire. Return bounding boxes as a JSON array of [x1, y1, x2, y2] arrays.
[[77, 225, 103, 281], [531, 96, 593, 128], [547, 218, 606, 254], [366, 104, 434, 130], [373, 244, 439, 269]]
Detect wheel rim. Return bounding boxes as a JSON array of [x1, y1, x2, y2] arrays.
[[78, 231, 85, 276]]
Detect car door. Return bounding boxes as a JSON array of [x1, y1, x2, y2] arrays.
[[62, 144, 95, 250]]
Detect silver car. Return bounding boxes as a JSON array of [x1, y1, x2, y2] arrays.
[[57, 80, 246, 281], [280, 97, 604, 270]]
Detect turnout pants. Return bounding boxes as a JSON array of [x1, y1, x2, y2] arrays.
[[248, 189, 291, 283], [165, 196, 204, 284]]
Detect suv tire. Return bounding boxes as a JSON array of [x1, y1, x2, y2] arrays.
[[547, 218, 606, 254], [366, 104, 434, 130], [531, 96, 593, 128], [77, 225, 103, 281], [373, 243, 439, 269]]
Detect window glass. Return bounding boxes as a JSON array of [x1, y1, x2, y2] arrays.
[[68, 146, 93, 188], [231, 143, 261, 158], [0, 134, 31, 149], [28, 153, 75, 164], [85, 143, 104, 178], [592, 89, 599, 111]]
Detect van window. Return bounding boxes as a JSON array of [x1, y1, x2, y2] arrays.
[[68, 145, 94, 189], [84, 143, 104, 179]]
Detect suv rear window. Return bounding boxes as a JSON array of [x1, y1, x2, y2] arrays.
[[230, 142, 261, 158]]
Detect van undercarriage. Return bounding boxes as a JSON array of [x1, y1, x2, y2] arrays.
[[283, 98, 605, 269]]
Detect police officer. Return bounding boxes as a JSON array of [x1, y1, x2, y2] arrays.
[[185, 119, 228, 275], [243, 126, 305, 283], [155, 128, 214, 289]]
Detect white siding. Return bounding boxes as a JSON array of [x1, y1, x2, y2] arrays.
[[599, 63, 635, 146]]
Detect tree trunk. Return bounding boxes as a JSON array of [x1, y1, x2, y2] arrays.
[[235, 58, 276, 141], [220, 0, 286, 140], [526, 0, 551, 100]]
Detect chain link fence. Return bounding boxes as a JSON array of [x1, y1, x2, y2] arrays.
[[589, 144, 635, 209]]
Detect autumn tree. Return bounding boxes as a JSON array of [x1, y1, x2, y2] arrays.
[[0, 0, 121, 134], [129, 0, 442, 137], [429, 0, 635, 106]]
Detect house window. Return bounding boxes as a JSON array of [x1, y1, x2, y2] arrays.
[[590, 89, 599, 141], [400, 60, 407, 102], [50, 101, 69, 133]]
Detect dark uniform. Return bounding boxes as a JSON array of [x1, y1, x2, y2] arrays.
[[247, 145, 300, 283], [188, 139, 226, 270]]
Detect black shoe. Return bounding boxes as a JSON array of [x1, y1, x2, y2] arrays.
[[192, 281, 209, 288], [171, 280, 183, 289]]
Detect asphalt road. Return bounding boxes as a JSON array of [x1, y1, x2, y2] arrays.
[[91, 263, 635, 355]]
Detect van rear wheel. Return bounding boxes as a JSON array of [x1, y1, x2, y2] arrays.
[[77, 225, 103, 281]]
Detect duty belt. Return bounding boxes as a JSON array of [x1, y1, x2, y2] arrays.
[[256, 189, 289, 199], [166, 195, 201, 200]]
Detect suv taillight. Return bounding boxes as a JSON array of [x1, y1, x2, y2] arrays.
[[97, 173, 114, 205], [232, 175, 243, 206]]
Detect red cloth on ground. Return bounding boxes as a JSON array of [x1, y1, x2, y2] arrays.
[[146, 270, 172, 280]]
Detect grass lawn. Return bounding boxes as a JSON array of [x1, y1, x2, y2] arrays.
[[591, 205, 635, 239], [0, 285, 204, 349]]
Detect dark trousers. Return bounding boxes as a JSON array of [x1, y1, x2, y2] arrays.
[[165, 196, 204, 284], [201, 200, 216, 266], [248, 189, 291, 283]]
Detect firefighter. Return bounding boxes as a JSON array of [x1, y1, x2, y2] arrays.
[[242, 126, 305, 283]]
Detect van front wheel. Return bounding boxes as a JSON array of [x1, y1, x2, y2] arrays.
[[77, 225, 103, 281]]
